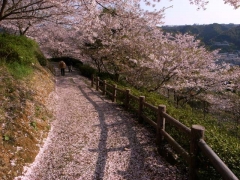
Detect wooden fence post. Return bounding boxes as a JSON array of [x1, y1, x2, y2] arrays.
[[156, 105, 166, 147], [125, 89, 130, 110], [138, 96, 145, 123], [112, 85, 117, 102], [103, 80, 106, 95], [91, 75, 94, 88], [96, 77, 99, 91], [189, 125, 205, 180]]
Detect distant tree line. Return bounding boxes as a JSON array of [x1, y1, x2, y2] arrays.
[[161, 23, 240, 52]]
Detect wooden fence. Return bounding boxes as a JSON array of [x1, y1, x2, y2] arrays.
[[91, 76, 238, 180]]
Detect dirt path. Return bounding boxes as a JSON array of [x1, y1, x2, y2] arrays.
[[15, 66, 186, 180]]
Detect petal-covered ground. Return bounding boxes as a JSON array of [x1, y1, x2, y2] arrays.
[[15, 67, 187, 180]]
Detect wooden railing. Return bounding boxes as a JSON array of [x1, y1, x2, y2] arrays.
[[91, 76, 239, 180]]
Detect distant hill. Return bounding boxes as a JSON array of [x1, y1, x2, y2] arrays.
[[161, 23, 240, 52], [212, 26, 240, 50]]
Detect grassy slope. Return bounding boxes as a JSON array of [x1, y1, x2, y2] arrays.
[[0, 34, 55, 179]]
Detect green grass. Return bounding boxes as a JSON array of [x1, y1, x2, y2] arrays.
[[6, 62, 33, 79], [0, 33, 49, 79], [0, 33, 47, 66]]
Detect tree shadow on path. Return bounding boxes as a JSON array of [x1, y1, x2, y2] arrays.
[[77, 81, 183, 180]]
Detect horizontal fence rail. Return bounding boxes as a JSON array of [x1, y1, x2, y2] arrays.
[[91, 76, 239, 180], [198, 139, 239, 180], [163, 112, 191, 136], [160, 129, 190, 163]]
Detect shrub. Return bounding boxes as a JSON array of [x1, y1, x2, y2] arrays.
[[98, 72, 116, 80], [78, 64, 97, 78], [35, 51, 47, 66]]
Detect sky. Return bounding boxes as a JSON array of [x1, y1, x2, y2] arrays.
[[141, 0, 240, 26]]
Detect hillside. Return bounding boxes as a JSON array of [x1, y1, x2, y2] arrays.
[[212, 25, 240, 49], [0, 34, 55, 179], [161, 23, 240, 52]]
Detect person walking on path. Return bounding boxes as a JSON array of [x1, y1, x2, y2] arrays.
[[59, 61, 66, 76]]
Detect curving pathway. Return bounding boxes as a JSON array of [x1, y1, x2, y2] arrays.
[[15, 66, 187, 180]]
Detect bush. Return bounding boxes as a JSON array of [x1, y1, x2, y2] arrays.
[[78, 64, 97, 78], [35, 51, 47, 66], [97, 72, 115, 80]]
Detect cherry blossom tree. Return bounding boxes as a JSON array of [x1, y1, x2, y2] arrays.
[[0, 0, 56, 22], [74, 1, 240, 111], [25, 21, 83, 58], [79, 4, 165, 75]]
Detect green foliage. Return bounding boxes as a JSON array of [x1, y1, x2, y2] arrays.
[[0, 33, 47, 78], [162, 23, 240, 50], [97, 72, 116, 80], [78, 64, 97, 78], [0, 33, 47, 66], [214, 26, 240, 50], [6, 62, 32, 79], [30, 121, 37, 130], [35, 105, 42, 117], [2, 134, 14, 144], [35, 51, 47, 66], [3, 134, 10, 141]]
